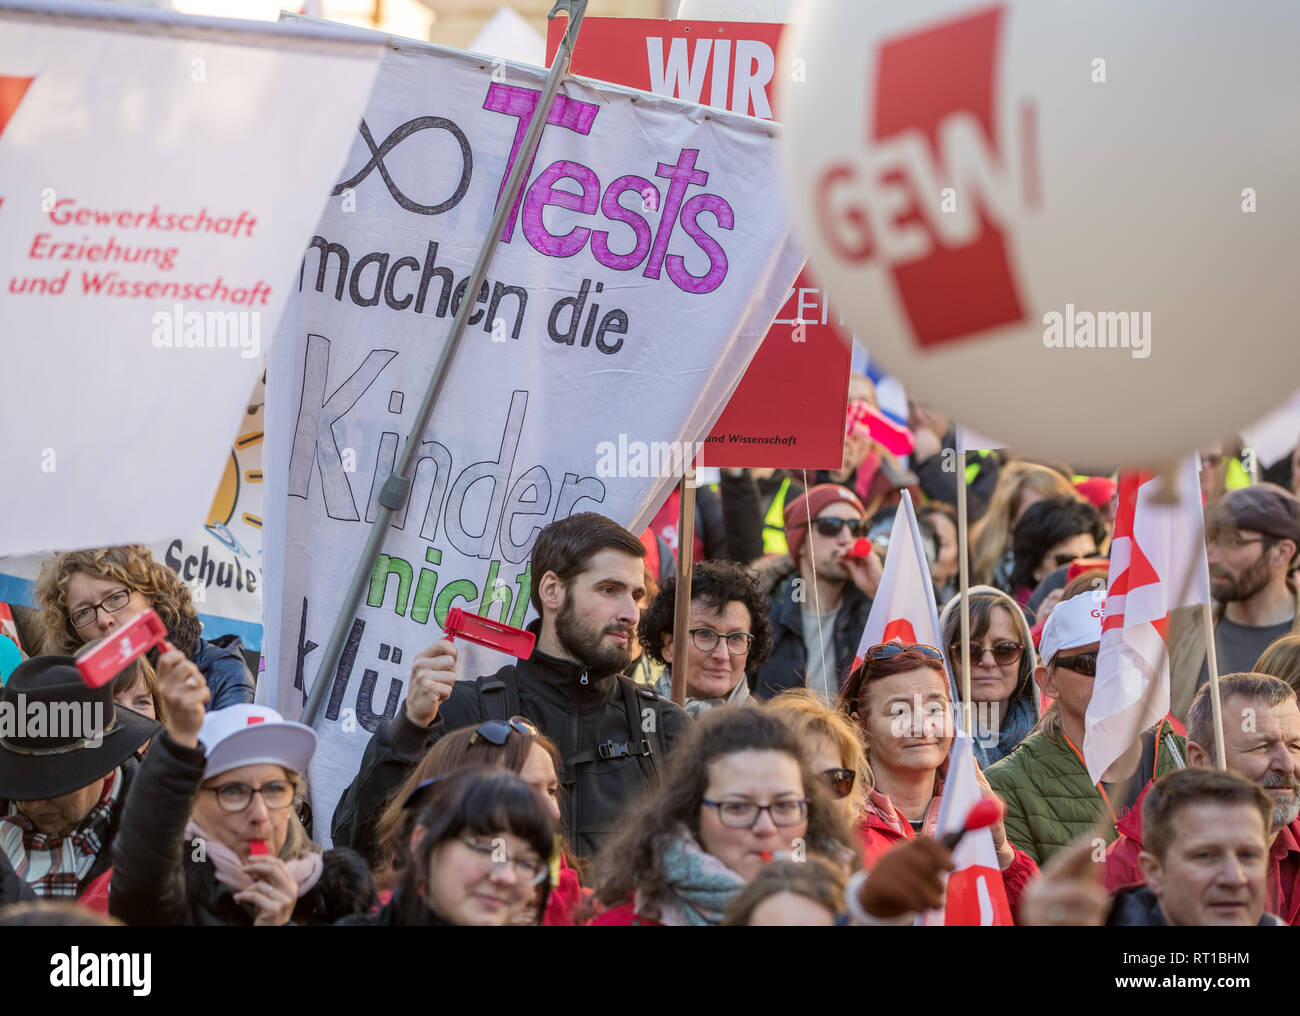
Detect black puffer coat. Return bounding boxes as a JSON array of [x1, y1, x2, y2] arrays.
[[109, 731, 374, 926]]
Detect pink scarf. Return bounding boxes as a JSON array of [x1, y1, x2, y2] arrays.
[[184, 819, 323, 897]]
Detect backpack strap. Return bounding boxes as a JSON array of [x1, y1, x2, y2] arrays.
[[561, 678, 664, 787], [475, 666, 521, 722]]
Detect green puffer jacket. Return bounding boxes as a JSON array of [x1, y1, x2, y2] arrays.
[[985, 719, 1185, 866]]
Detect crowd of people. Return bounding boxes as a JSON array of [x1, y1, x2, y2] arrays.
[[0, 392, 1298, 929]]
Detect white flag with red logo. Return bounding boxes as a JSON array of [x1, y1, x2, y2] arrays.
[[853, 490, 943, 669], [1085, 456, 1210, 783], [918, 727, 1014, 926]]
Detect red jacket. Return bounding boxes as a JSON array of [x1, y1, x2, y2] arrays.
[[1105, 787, 1300, 926], [588, 900, 661, 927], [543, 857, 588, 926], [857, 788, 1039, 918]]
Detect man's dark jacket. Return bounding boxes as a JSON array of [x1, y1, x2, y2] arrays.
[[751, 574, 872, 700], [332, 633, 690, 862]]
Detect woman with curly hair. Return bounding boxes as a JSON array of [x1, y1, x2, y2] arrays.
[[636, 559, 772, 717], [35, 545, 255, 710], [590, 705, 856, 926]]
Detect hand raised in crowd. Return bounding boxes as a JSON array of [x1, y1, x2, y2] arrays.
[[156, 640, 209, 748], [235, 855, 299, 927], [1019, 837, 1110, 927], [973, 766, 1016, 869], [858, 837, 955, 918], [405, 639, 458, 727]]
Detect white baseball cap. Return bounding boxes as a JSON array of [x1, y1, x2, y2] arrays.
[[1038, 593, 1105, 667], [198, 704, 317, 780]]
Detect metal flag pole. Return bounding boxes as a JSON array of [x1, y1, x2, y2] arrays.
[[301, 0, 590, 727], [954, 432, 973, 737]]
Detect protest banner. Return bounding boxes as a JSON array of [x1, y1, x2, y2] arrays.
[[0, 1, 384, 557], [780, 0, 1300, 467], [260, 25, 804, 835], [548, 16, 850, 470], [0, 376, 266, 650]]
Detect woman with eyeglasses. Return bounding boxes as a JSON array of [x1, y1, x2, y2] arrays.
[[839, 643, 1038, 909], [368, 716, 586, 926], [107, 651, 375, 926], [938, 588, 1040, 767], [763, 688, 871, 825], [35, 545, 256, 711], [339, 767, 557, 927], [590, 705, 856, 926], [637, 560, 772, 717]]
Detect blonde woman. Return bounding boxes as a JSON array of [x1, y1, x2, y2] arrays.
[[969, 462, 1082, 590], [765, 688, 872, 824]]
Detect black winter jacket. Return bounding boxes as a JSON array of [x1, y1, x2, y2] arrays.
[[332, 633, 690, 862], [109, 731, 373, 925], [751, 574, 872, 700], [0, 756, 139, 899], [191, 635, 257, 710]]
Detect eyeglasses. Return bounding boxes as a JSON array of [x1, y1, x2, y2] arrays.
[[203, 780, 296, 813], [821, 768, 856, 799], [949, 640, 1024, 666], [468, 715, 539, 747], [69, 588, 132, 630], [814, 516, 869, 538], [864, 643, 945, 663], [456, 835, 548, 885], [1053, 651, 1098, 677], [688, 628, 755, 656], [702, 798, 808, 828], [1050, 553, 1083, 569], [1207, 534, 1269, 552]]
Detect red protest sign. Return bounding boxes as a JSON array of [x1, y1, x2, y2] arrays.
[[547, 18, 850, 469]]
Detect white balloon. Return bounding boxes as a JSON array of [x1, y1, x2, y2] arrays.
[[779, 0, 1300, 466]]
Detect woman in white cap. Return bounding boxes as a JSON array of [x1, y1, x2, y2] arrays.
[[108, 646, 375, 925]]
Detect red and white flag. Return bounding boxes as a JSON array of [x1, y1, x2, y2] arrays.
[[853, 490, 944, 669], [1085, 456, 1210, 783], [918, 728, 1014, 926]]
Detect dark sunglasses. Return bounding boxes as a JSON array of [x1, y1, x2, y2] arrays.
[[821, 767, 856, 799], [814, 516, 870, 538], [950, 640, 1024, 666], [1053, 651, 1098, 676], [468, 715, 539, 746], [864, 642, 945, 663]]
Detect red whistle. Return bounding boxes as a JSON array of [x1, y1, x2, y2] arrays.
[[248, 840, 269, 857], [74, 608, 169, 688], [443, 608, 536, 660], [938, 798, 1003, 850], [846, 538, 873, 558]]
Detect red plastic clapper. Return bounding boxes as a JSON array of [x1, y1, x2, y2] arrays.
[[74, 608, 169, 688], [442, 608, 536, 659]]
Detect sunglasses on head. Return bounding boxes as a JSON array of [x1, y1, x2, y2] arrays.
[[814, 516, 869, 538], [1052, 651, 1098, 676], [469, 715, 540, 746], [821, 767, 856, 799], [950, 640, 1024, 666], [864, 642, 945, 663]]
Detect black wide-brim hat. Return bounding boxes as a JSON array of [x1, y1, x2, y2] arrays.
[[0, 655, 160, 801]]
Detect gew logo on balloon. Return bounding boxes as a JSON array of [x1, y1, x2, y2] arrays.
[[814, 6, 1034, 348]]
